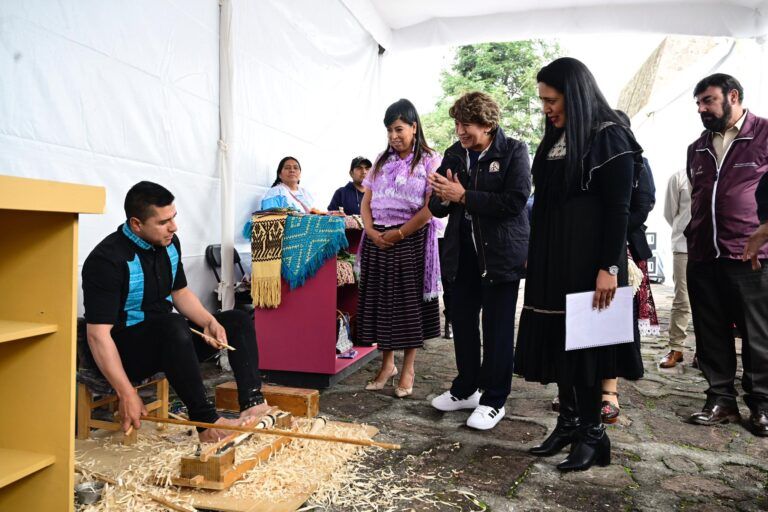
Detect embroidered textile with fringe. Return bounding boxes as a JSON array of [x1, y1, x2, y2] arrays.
[[282, 214, 348, 289], [250, 211, 287, 308]]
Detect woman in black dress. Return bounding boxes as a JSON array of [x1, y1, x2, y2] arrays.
[[515, 57, 644, 471]]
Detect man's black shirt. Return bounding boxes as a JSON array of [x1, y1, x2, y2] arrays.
[[82, 223, 187, 332], [328, 181, 364, 215]]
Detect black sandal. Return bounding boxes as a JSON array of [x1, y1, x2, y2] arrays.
[[601, 390, 620, 424]]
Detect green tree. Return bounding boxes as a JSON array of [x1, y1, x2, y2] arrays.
[[423, 40, 561, 154]]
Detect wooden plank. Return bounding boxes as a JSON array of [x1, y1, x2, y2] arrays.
[[0, 175, 105, 214], [0, 449, 56, 489], [216, 383, 319, 418], [0, 320, 57, 344]]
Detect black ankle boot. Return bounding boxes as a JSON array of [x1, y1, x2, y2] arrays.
[[443, 319, 453, 339], [529, 415, 580, 456], [556, 424, 610, 471]]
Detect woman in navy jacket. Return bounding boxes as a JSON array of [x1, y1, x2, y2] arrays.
[[428, 91, 531, 431]]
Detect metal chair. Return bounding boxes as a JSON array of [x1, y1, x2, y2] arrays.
[[204, 244, 253, 310]]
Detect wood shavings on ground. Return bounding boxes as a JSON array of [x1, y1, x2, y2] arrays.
[[76, 418, 477, 511], [217, 420, 372, 502], [75, 423, 275, 511], [75, 419, 384, 511], [76, 425, 203, 511]]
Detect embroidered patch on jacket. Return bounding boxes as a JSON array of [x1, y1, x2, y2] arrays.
[[489, 161, 500, 173]]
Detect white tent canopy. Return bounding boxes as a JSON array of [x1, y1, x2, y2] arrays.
[[348, 0, 768, 50], [1, 0, 765, 311]]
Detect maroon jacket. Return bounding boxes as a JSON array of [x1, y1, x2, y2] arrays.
[[686, 111, 768, 262]]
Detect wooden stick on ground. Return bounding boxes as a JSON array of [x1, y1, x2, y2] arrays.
[[140, 415, 401, 450], [189, 328, 236, 351], [74, 465, 195, 512]]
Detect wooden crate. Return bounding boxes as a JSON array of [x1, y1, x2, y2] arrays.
[[216, 382, 319, 418]]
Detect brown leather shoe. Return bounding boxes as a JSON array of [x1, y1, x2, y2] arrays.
[[688, 404, 741, 426], [748, 411, 768, 437], [659, 350, 684, 368]]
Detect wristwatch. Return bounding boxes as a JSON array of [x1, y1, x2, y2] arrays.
[[607, 265, 619, 276]]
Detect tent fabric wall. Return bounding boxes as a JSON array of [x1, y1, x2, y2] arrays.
[[229, 0, 383, 254], [0, 0, 383, 312], [0, 0, 222, 310], [363, 0, 768, 50]]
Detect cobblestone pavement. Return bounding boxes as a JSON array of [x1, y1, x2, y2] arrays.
[[316, 284, 768, 511]]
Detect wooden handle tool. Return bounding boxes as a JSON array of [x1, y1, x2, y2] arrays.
[[140, 415, 400, 450], [189, 328, 236, 351]]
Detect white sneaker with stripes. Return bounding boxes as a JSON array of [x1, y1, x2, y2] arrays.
[[431, 390, 482, 412], [466, 405, 505, 430]]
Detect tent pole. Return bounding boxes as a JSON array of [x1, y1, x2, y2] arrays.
[[218, 0, 235, 311]]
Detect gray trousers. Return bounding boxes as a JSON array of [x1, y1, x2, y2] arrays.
[[668, 252, 692, 351]]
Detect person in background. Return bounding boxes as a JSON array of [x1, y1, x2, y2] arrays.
[[660, 168, 693, 368], [328, 156, 371, 215], [515, 57, 644, 471], [600, 110, 658, 425], [743, 172, 768, 269], [358, 98, 442, 398], [428, 91, 531, 430], [685, 74, 768, 437], [438, 215, 453, 339], [260, 156, 316, 212]]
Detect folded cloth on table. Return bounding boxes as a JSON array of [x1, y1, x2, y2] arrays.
[[250, 211, 288, 308], [282, 214, 348, 289]]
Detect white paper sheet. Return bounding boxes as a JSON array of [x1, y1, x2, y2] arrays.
[[565, 286, 634, 351]]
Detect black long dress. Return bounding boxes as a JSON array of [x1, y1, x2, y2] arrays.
[[514, 124, 644, 387]]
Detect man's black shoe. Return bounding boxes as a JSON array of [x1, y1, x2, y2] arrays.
[[748, 411, 768, 437], [688, 404, 741, 426]]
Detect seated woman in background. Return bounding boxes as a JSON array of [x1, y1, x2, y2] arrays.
[[260, 156, 316, 212]]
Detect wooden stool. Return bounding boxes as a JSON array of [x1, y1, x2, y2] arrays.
[[76, 377, 169, 440]]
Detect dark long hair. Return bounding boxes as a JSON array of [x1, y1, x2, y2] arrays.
[[372, 98, 433, 177], [534, 57, 623, 189], [271, 156, 301, 187]]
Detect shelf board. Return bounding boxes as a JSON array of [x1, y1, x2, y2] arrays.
[[0, 175, 104, 214], [334, 345, 378, 373], [0, 320, 58, 344], [0, 448, 56, 488]]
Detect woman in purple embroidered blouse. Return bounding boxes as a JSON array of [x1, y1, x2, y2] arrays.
[[358, 98, 442, 398]]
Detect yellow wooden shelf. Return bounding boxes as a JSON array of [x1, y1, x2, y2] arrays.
[[0, 320, 58, 344], [0, 176, 102, 510], [0, 175, 104, 214], [0, 449, 55, 489]]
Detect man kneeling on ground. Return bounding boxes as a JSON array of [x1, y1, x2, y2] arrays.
[[82, 181, 269, 442]]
